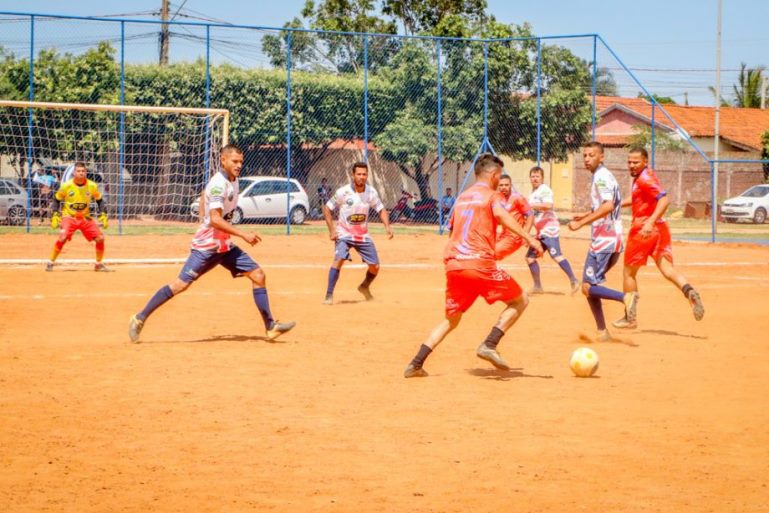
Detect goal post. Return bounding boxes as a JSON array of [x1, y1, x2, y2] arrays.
[[0, 100, 229, 232]]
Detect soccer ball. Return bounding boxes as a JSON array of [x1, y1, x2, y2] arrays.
[[570, 347, 599, 377]]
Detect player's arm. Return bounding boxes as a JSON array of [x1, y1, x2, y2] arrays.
[[641, 193, 669, 233], [493, 203, 542, 255], [50, 185, 66, 228], [568, 200, 614, 231], [209, 207, 261, 246], [322, 203, 337, 241], [620, 197, 632, 208], [523, 211, 535, 234], [529, 200, 553, 211], [378, 207, 393, 239], [197, 192, 205, 222]]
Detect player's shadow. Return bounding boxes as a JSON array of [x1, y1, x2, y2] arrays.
[[639, 329, 707, 340], [535, 291, 566, 296], [466, 368, 554, 381], [335, 299, 367, 305], [148, 334, 289, 344], [578, 333, 639, 347]]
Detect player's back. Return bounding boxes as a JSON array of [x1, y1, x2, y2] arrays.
[[444, 182, 500, 272]]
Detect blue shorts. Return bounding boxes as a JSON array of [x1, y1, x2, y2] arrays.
[[179, 247, 259, 283], [526, 236, 562, 259], [334, 238, 380, 265], [582, 251, 621, 286]]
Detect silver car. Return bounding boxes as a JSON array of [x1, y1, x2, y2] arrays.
[[721, 184, 769, 224], [0, 179, 28, 225], [190, 177, 310, 225]]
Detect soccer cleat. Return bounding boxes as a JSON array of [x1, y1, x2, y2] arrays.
[[404, 364, 428, 378], [94, 262, 113, 272], [476, 343, 511, 371], [623, 292, 640, 322], [612, 316, 637, 330], [528, 286, 544, 295], [266, 320, 296, 341], [687, 289, 705, 321], [45, 261, 54, 272], [128, 315, 145, 343], [357, 284, 373, 301], [570, 280, 580, 295], [322, 294, 333, 305]]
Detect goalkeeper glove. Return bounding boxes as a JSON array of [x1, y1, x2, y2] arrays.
[[51, 212, 61, 230], [98, 212, 108, 229]]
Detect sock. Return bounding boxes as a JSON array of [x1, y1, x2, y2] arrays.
[[587, 296, 606, 331], [361, 270, 377, 288], [95, 240, 105, 262], [326, 267, 340, 297], [528, 261, 542, 288], [252, 287, 275, 330], [482, 327, 505, 350], [410, 344, 432, 368], [138, 285, 174, 322], [682, 283, 693, 298], [588, 285, 624, 302], [50, 240, 64, 262], [558, 259, 577, 282]]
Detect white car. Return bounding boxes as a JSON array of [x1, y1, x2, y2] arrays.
[[0, 179, 28, 225], [721, 184, 769, 224], [190, 176, 309, 225]]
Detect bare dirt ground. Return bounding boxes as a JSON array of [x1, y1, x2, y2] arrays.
[[1, 231, 768, 512]]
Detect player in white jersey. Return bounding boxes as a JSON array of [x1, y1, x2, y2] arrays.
[[524, 166, 579, 295], [128, 144, 295, 343], [322, 161, 393, 305], [567, 142, 629, 342]]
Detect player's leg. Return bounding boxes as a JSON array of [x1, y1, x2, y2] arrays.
[[656, 258, 705, 321], [324, 240, 350, 304], [404, 313, 464, 378], [544, 237, 579, 293], [612, 264, 641, 329], [47, 217, 77, 271], [476, 269, 526, 370], [355, 240, 381, 301], [525, 245, 544, 294], [82, 219, 110, 272], [582, 251, 624, 341]]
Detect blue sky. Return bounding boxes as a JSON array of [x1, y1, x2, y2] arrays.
[[2, 0, 767, 105]]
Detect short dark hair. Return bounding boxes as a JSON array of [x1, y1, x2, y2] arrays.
[[74, 161, 87, 170], [499, 173, 512, 182], [628, 146, 649, 159], [529, 166, 544, 176], [351, 161, 369, 173], [585, 141, 604, 154], [474, 153, 504, 177], [221, 143, 244, 156]]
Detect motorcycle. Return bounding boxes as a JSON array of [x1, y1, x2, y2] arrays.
[[389, 190, 414, 222], [389, 190, 439, 224]]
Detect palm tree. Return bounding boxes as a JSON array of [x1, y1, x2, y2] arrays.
[[732, 63, 765, 108]]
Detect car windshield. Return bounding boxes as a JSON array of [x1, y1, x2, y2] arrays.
[[741, 186, 769, 198]]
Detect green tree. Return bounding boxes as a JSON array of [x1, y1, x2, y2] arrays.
[[761, 130, 769, 182], [381, 0, 487, 35], [637, 93, 677, 105], [732, 63, 765, 108], [627, 124, 686, 152], [594, 66, 618, 96]]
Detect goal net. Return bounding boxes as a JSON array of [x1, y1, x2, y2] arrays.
[[0, 100, 229, 226]]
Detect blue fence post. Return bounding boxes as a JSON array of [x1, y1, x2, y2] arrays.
[[285, 32, 292, 235], [363, 34, 369, 163], [203, 24, 211, 203], [436, 40, 443, 234], [591, 35, 597, 140], [119, 20, 125, 235], [536, 37, 542, 165], [710, 160, 716, 243], [25, 15, 35, 233], [650, 101, 656, 168], [483, 42, 489, 142]]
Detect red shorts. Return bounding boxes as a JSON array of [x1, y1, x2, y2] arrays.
[[624, 222, 672, 266], [60, 216, 102, 242], [445, 268, 523, 317], [494, 235, 523, 260]]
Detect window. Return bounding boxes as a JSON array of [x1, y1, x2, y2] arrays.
[[248, 181, 274, 197]]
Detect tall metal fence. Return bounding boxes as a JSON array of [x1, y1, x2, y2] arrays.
[[1, 11, 766, 242]]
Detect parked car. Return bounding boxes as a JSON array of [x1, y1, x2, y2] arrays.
[[721, 184, 769, 224], [190, 177, 309, 225], [0, 178, 29, 225]]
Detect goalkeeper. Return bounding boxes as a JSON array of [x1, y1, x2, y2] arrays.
[[46, 161, 110, 272]]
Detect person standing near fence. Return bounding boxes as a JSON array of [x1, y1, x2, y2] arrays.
[[612, 147, 704, 329], [128, 144, 296, 343], [525, 166, 580, 295], [567, 142, 628, 342], [322, 161, 393, 305], [494, 174, 534, 260], [46, 162, 109, 272]]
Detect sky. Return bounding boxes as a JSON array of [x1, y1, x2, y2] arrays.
[[1, 0, 767, 106]]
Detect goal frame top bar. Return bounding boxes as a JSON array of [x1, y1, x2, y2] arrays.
[[0, 100, 229, 117]]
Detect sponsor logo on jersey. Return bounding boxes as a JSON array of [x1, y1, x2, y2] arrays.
[[211, 186, 223, 195], [347, 213, 366, 224], [346, 197, 354, 206]]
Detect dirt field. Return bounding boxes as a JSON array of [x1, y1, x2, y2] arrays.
[[1, 231, 768, 512]]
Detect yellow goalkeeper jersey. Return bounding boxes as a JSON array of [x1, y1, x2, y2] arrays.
[[55, 179, 102, 218]]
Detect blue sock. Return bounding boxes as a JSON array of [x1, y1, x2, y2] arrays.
[[587, 296, 606, 330], [528, 261, 542, 288], [138, 285, 174, 321], [558, 260, 577, 282], [252, 287, 275, 330], [326, 267, 340, 296], [588, 285, 624, 302]]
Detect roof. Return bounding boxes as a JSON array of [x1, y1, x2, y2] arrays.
[[595, 96, 769, 151]]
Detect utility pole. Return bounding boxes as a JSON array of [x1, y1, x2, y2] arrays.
[[761, 74, 767, 109], [684, 91, 689, 106], [712, 0, 722, 238], [159, 0, 169, 66]]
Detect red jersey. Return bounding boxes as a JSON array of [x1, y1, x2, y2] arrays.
[[497, 191, 532, 242], [632, 168, 667, 224], [444, 182, 504, 272]]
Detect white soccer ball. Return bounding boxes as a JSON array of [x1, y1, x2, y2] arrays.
[[570, 347, 599, 377]]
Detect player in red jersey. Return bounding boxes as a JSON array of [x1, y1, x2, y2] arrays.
[[494, 174, 534, 260], [612, 147, 704, 329], [403, 154, 543, 378]]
